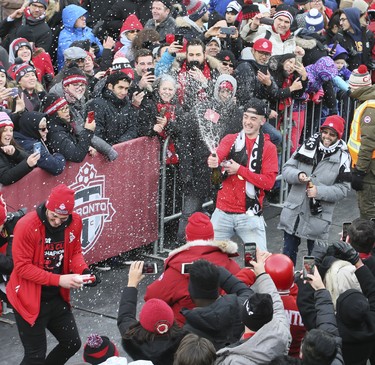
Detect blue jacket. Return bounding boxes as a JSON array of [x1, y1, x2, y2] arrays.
[[57, 4, 103, 70], [14, 112, 66, 176]]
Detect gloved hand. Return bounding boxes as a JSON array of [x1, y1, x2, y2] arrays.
[[82, 269, 101, 287], [351, 168, 366, 191], [311, 89, 324, 104], [311, 240, 330, 266], [333, 241, 359, 265]]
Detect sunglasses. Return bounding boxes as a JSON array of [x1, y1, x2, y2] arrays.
[[222, 61, 234, 67], [38, 127, 47, 132]]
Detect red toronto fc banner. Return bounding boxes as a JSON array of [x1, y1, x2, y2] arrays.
[[1, 137, 160, 264]]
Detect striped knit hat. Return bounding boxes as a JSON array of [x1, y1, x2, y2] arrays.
[[62, 67, 87, 88], [274, 10, 294, 23], [43, 94, 68, 116], [305, 8, 324, 32], [13, 62, 36, 82], [0, 112, 14, 129], [349, 65, 372, 90], [183, 0, 208, 21]]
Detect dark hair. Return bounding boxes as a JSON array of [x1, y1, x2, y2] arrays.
[[106, 72, 131, 87], [0, 126, 20, 151], [173, 334, 216, 365], [132, 29, 160, 52], [156, 42, 169, 57], [134, 48, 153, 63], [301, 329, 338, 365], [347, 218, 375, 253], [123, 322, 184, 344], [187, 38, 205, 52]]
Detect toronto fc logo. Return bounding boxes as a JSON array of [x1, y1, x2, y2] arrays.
[[70, 163, 116, 254]]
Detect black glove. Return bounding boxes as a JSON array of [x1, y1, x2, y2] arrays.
[[351, 168, 366, 191], [310, 240, 330, 266], [82, 269, 101, 287], [333, 241, 360, 265]]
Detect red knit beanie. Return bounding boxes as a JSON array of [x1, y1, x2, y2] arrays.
[[120, 14, 143, 35], [321, 115, 345, 140], [83, 334, 119, 365], [45, 184, 75, 215], [139, 299, 174, 334], [185, 212, 214, 242]]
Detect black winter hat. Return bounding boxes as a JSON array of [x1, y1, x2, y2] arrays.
[[216, 50, 237, 67], [188, 260, 220, 300], [83, 334, 119, 365], [241, 293, 273, 331], [208, 11, 225, 29], [336, 289, 370, 328]]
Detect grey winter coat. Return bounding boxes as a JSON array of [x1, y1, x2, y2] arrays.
[[215, 273, 291, 365], [278, 143, 351, 241]]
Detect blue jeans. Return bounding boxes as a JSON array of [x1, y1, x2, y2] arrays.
[[211, 208, 267, 251], [282, 231, 315, 266]]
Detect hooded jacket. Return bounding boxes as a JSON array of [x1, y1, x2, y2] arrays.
[[215, 273, 292, 365], [7, 205, 88, 325], [145, 15, 176, 42], [14, 111, 66, 176], [332, 8, 374, 70], [57, 4, 103, 70], [175, 16, 205, 42], [182, 267, 252, 350], [144, 239, 241, 326]]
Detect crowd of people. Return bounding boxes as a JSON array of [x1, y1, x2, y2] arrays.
[[1, 0, 375, 363]]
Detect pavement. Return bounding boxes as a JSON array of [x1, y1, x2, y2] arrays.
[[0, 190, 360, 365]]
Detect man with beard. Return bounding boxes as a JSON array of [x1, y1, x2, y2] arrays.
[[168, 38, 220, 112], [87, 72, 144, 145]]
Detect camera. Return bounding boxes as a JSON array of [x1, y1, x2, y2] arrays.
[[7, 208, 26, 222]]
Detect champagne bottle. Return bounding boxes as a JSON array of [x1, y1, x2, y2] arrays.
[[307, 181, 322, 215], [211, 153, 223, 190]]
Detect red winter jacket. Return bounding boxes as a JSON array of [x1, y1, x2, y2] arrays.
[[144, 240, 241, 326], [7, 210, 88, 325], [215, 133, 278, 213]]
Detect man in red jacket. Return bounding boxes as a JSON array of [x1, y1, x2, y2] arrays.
[[207, 98, 278, 251], [7, 184, 98, 365]]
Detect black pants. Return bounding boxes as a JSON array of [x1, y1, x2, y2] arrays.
[[13, 295, 81, 365]]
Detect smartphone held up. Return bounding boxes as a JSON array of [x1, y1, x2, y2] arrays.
[[244, 242, 257, 268], [303, 256, 315, 280]]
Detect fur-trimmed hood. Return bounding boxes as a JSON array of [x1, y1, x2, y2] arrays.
[[295, 36, 317, 50], [165, 239, 239, 270], [169, 239, 238, 257]]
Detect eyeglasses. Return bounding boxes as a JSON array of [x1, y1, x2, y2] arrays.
[[222, 61, 234, 68], [38, 127, 47, 132], [72, 83, 86, 89], [257, 51, 271, 57], [339, 17, 348, 22], [127, 30, 140, 34]]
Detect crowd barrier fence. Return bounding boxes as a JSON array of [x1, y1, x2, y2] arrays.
[[1, 137, 160, 265]]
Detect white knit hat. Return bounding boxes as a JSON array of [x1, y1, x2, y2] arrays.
[[226, 1, 242, 14], [349, 65, 372, 90]]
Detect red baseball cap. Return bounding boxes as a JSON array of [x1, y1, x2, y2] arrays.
[[253, 38, 273, 54]]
